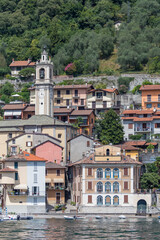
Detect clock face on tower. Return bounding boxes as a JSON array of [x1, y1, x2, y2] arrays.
[[38, 89, 45, 98]]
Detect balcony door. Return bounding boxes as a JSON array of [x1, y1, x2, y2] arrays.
[[56, 193, 61, 204]]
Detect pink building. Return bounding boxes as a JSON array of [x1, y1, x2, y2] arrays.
[[31, 140, 63, 165]]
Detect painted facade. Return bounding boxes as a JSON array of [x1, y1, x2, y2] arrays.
[[9, 59, 35, 76], [140, 85, 160, 110], [69, 145, 151, 214], [46, 162, 65, 205], [0, 151, 46, 214]]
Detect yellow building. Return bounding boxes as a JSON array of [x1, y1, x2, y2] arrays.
[[114, 143, 141, 161], [46, 162, 65, 205], [69, 145, 151, 214]]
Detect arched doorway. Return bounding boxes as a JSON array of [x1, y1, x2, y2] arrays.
[[137, 199, 147, 215]]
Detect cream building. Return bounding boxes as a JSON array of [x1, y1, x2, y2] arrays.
[[0, 151, 46, 214], [69, 145, 151, 214]]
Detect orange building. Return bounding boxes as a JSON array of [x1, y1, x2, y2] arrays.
[[140, 85, 160, 110]]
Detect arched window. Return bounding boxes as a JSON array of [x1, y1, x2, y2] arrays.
[[105, 168, 111, 179], [113, 195, 119, 206], [97, 195, 103, 206], [105, 182, 111, 193], [113, 182, 119, 193], [40, 68, 45, 79], [113, 168, 119, 179], [97, 168, 103, 178], [105, 195, 111, 206], [97, 182, 103, 192], [106, 149, 110, 156]]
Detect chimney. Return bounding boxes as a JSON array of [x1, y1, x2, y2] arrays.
[[12, 58, 14, 62]]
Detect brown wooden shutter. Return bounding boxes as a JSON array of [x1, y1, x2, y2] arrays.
[[155, 123, 157, 128], [124, 168, 128, 176], [124, 181, 128, 190], [128, 123, 133, 129], [87, 141, 90, 147], [88, 168, 92, 176], [124, 195, 128, 203], [88, 195, 92, 203], [114, 196, 118, 203], [88, 181, 92, 190]]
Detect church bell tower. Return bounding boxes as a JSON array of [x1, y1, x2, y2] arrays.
[[35, 47, 54, 117]]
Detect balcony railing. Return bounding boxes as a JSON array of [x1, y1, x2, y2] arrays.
[[135, 128, 151, 132], [8, 191, 29, 196]]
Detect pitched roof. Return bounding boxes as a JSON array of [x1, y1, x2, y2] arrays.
[[133, 117, 153, 122], [69, 153, 141, 166], [0, 167, 17, 172], [4, 152, 47, 162], [23, 151, 47, 161], [127, 141, 147, 146], [0, 115, 73, 128], [122, 110, 153, 115], [31, 140, 63, 150], [140, 85, 160, 91], [54, 108, 74, 114], [2, 103, 27, 110], [67, 133, 95, 142], [114, 144, 140, 151], [70, 109, 94, 116], [54, 84, 92, 89], [23, 105, 35, 112], [46, 161, 65, 169], [9, 61, 35, 67]]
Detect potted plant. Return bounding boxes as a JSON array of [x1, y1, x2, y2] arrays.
[[62, 206, 66, 213]]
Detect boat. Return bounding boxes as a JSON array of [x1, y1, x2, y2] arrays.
[[119, 215, 126, 219], [64, 215, 75, 220], [95, 216, 103, 219], [20, 216, 33, 220], [74, 216, 85, 219]]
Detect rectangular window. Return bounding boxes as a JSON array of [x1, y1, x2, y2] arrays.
[[104, 91, 106, 96], [33, 197, 37, 205], [74, 99, 78, 104], [88, 182, 92, 190], [11, 146, 17, 154], [87, 141, 90, 147], [128, 123, 133, 129], [66, 99, 69, 106], [77, 196, 80, 203], [103, 101, 107, 108], [14, 162, 18, 169], [8, 133, 12, 138], [12, 139, 15, 144], [57, 99, 60, 104], [88, 168, 92, 176], [155, 123, 160, 128], [57, 170, 60, 176], [56, 193, 61, 204], [124, 168, 128, 176], [124, 181, 128, 190], [34, 174, 37, 183], [81, 99, 84, 105], [124, 195, 128, 203], [66, 90, 70, 95], [58, 134, 62, 138], [34, 162, 37, 171], [32, 186, 39, 195], [92, 101, 96, 109], [75, 90, 78, 96], [146, 103, 152, 108], [88, 195, 92, 203], [26, 141, 32, 147], [57, 90, 61, 97], [147, 95, 151, 102], [15, 172, 18, 180]]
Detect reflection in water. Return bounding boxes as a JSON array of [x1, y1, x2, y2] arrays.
[[0, 218, 159, 240]]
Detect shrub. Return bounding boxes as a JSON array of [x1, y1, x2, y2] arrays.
[[129, 134, 143, 140], [65, 63, 76, 76]]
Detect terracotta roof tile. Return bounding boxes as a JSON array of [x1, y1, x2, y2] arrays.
[[69, 153, 141, 166], [114, 144, 140, 151], [122, 110, 153, 114], [140, 85, 160, 91], [121, 117, 135, 120], [9, 61, 35, 67], [3, 103, 27, 110], [23, 151, 47, 161], [23, 105, 35, 112], [133, 117, 153, 122], [70, 109, 94, 116], [0, 167, 17, 172], [54, 108, 74, 113], [126, 141, 146, 146], [145, 142, 158, 146]]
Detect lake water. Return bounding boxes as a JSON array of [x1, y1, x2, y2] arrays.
[[0, 217, 160, 240]]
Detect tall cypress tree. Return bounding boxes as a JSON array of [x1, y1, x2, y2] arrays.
[[95, 109, 124, 144]]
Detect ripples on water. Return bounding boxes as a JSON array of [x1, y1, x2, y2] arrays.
[[0, 217, 160, 240]]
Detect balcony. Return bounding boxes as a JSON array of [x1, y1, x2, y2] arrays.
[[135, 128, 151, 132], [73, 95, 80, 99], [8, 190, 29, 196], [96, 96, 103, 101], [29, 191, 46, 196]]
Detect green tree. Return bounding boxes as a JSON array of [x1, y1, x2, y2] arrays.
[[155, 157, 160, 176], [140, 172, 160, 189], [95, 109, 124, 144], [19, 67, 35, 79], [1, 82, 14, 96]]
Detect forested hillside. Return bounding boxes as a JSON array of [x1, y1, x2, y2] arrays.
[[0, 0, 160, 76]]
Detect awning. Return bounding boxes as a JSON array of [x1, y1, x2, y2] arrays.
[[53, 178, 64, 183], [4, 111, 13, 116], [45, 178, 51, 183], [14, 184, 28, 190], [13, 111, 21, 116]]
